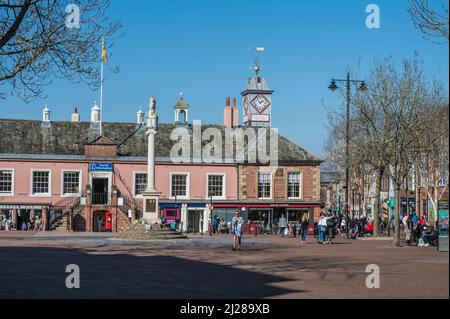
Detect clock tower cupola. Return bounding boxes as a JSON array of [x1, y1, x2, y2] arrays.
[[241, 55, 274, 127]]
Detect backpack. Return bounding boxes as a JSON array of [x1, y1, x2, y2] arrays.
[[326, 217, 335, 227]]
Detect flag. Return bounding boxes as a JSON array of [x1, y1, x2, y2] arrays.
[[101, 36, 108, 63]]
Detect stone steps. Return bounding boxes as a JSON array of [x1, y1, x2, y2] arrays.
[[117, 225, 188, 240]]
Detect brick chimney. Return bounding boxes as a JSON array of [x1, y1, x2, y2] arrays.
[[224, 97, 232, 128], [231, 97, 239, 128]]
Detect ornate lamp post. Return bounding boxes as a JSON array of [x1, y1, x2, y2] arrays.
[[142, 97, 162, 224], [328, 72, 367, 237]]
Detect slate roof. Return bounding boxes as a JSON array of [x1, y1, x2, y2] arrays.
[[0, 119, 321, 165]]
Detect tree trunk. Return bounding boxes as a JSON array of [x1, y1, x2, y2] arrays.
[[373, 168, 383, 237], [415, 167, 420, 217], [393, 184, 401, 247]]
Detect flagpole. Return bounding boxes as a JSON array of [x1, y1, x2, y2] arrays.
[[100, 57, 104, 136]]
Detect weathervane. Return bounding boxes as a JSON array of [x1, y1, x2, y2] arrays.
[[249, 47, 265, 76]]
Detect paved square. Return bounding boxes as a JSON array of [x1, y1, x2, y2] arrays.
[[0, 232, 448, 299]]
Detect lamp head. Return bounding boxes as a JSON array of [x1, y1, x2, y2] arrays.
[[328, 80, 338, 92]]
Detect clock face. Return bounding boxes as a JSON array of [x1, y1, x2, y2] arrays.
[[250, 94, 271, 113]]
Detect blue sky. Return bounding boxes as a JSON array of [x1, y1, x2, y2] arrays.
[[0, 0, 448, 157]]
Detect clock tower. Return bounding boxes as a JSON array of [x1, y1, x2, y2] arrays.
[[241, 59, 274, 127]]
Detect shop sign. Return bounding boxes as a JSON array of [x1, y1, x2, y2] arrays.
[[89, 163, 113, 171]]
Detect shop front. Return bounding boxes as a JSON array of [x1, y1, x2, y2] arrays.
[[160, 204, 182, 231], [0, 205, 46, 231], [211, 202, 320, 235]]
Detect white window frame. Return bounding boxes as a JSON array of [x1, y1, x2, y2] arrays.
[[287, 171, 303, 200], [0, 168, 15, 197], [206, 173, 226, 200], [133, 171, 148, 198], [258, 172, 273, 200], [30, 169, 52, 197], [169, 172, 190, 200], [60, 170, 82, 197]]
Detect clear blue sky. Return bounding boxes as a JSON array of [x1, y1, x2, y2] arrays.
[[1, 0, 448, 157]]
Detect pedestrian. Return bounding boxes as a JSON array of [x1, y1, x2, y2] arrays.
[[300, 214, 309, 245], [340, 217, 346, 236], [212, 214, 219, 234], [403, 214, 411, 245], [5, 217, 12, 231], [325, 211, 336, 244], [318, 213, 326, 244], [231, 209, 244, 251], [278, 214, 287, 237]]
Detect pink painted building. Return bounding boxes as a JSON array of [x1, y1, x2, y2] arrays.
[[0, 69, 323, 233]]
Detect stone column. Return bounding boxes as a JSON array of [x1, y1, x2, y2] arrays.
[[12, 209, 17, 228], [85, 185, 92, 232], [111, 186, 118, 232], [180, 205, 187, 233], [147, 132, 156, 193], [131, 208, 136, 225], [142, 97, 161, 224], [42, 207, 48, 231]]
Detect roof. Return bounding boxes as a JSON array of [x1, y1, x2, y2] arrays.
[[241, 75, 273, 95], [0, 119, 321, 165], [320, 172, 342, 185], [173, 96, 189, 110]]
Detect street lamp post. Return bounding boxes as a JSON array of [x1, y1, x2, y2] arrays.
[[352, 187, 356, 221], [209, 195, 213, 236], [328, 72, 367, 238]]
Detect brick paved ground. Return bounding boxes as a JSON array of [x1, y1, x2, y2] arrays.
[[0, 231, 448, 299]]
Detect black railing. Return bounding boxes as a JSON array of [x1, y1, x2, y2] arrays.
[[91, 192, 109, 205]]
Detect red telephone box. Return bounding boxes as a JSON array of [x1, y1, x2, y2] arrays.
[[105, 211, 113, 232]]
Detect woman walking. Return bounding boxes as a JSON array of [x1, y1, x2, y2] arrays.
[[300, 214, 309, 245], [231, 209, 244, 251]]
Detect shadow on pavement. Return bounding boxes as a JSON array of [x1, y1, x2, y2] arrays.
[[0, 246, 302, 299]]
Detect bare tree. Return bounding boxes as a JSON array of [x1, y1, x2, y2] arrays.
[[0, 0, 121, 102], [415, 95, 449, 221], [325, 55, 445, 246], [409, 0, 449, 43]]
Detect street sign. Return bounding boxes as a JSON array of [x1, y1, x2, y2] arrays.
[[89, 163, 113, 171], [438, 203, 449, 252]]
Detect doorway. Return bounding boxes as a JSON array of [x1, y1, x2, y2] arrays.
[[187, 210, 201, 234], [93, 210, 112, 232], [92, 178, 109, 205]]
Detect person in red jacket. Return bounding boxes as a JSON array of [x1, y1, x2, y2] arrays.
[[364, 221, 374, 235]]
